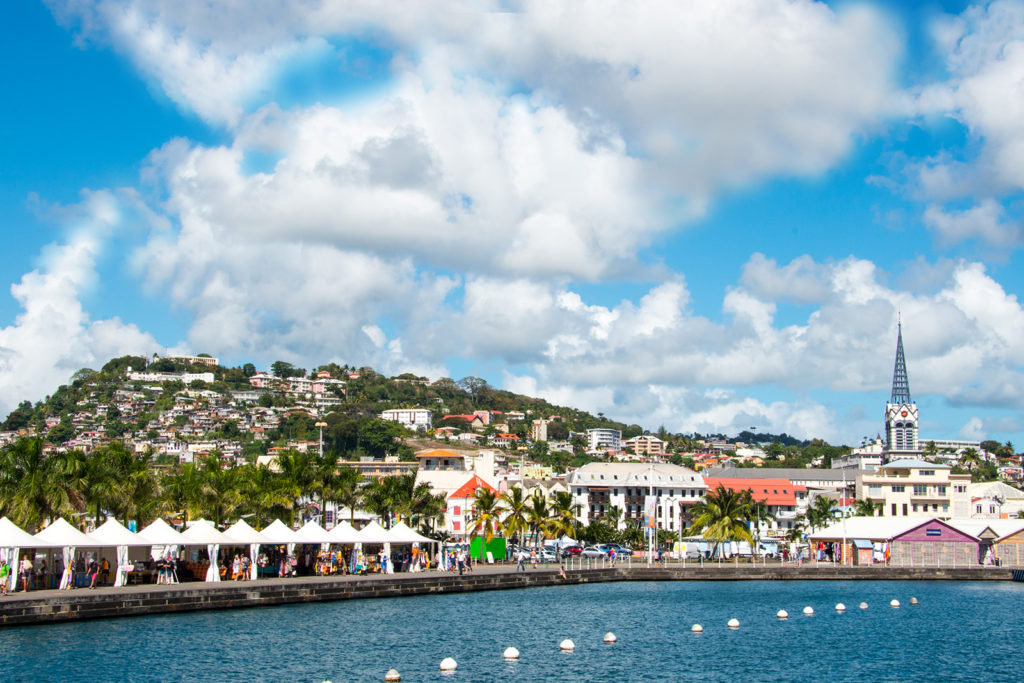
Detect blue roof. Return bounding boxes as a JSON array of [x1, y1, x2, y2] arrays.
[[879, 458, 949, 469], [853, 539, 873, 549]]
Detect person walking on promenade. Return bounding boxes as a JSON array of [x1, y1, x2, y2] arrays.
[[609, 547, 616, 567], [515, 549, 527, 572], [530, 548, 538, 569], [88, 558, 99, 588], [99, 557, 109, 586], [0, 560, 10, 595], [19, 557, 33, 592]]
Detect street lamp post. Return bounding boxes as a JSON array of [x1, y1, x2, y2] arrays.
[[315, 421, 328, 458]]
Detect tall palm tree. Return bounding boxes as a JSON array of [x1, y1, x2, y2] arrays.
[[334, 466, 364, 525], [499, 487, 529, 546], [466, 487, 504, 557], [603, 504, 624, 531], [159, 463, 203, 526], [310, 451, 340, 525], [275, 449, 314, 525], [550, 491, 581, 542], [526, 492, 552, 550], [806, 495, 839, 531], [197, 454, 241, 525], [958, 448, 982, 475], [689, 485, 753, 558], [239, 464, 294, 528], [409, 482, 446, 533]]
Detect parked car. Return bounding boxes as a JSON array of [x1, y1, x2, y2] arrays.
[[539, 548, 559, 562], [561, 546, 583, 557], [602, 543, 631, 556], [581, 546, 609, 558], [684, 549, 703, 560]]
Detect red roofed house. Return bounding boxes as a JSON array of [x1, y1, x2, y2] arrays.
[[703, 477, 806, 534], [446, 475, 498, 539]]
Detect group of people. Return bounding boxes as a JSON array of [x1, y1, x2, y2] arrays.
[[0, 555, 111, 594]]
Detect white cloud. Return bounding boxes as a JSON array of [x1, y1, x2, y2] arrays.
[[923, 200, 1022, 247], [0, 228, 160, 416]]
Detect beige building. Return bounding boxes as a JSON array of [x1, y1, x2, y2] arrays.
[[623, 435, 666, 457], [856, 459, 971, 518]]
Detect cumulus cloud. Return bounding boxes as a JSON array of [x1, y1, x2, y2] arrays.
[[923, 200, 1023, 247], [0, 226, 160, 416]]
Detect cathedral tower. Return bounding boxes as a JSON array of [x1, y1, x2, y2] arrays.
[[884, 320, 919, 459]]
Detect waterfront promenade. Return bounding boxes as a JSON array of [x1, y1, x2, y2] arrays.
[[0, 562, 1012, 627]]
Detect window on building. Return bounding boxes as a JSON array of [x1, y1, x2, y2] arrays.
[[912, 504, 917, 512], [902, 504, 908, 516], [453, 521, 460, 531], [938, 486, 947, 495], [976, 505, 982, 513], [453, 505, 461, 515], [913, 485, 927, 495], [990, 505, 996, 514], [919, 470, 935, 476], [869, 485, 881, 494], [891, 503, 897, 516], [892, 485, 905, 493]]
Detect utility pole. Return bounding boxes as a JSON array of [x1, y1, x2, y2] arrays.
[[647, 460, 654, 567]]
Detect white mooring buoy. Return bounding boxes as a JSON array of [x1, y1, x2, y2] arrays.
[[859, 602, 868, 610], [910, 597, 918, 605], [727, 618, 740, 629], [835, 603, 846, 612], [440, 657, 458, 672], [803, 606, 814, 616], [603, 632, 617, 644], [777, 609, 789, 619], [503, 647, 519, 660], [385, 669, 402, 682], [890, 599, 901, 608], [560, 639, 575, 652], [691, 624, 703, 633]]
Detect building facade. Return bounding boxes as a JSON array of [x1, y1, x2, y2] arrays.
[[567, 462, 706, 533], [587, 428, 622, 452], [379, 408, 433, 432], [623, 435, 666, 457], [856, 459, 971, 518]]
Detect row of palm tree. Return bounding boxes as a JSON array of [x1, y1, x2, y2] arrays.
[[465, 488, 582, 551], [0, 438, 447, 534]]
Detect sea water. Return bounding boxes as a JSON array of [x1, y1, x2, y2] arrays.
[[0, 580, 1020, 682]]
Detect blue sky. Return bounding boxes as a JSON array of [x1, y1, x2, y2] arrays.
[[2, 0, 1023, 448]]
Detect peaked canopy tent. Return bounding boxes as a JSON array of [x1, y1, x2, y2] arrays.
[[89, 518, 152, 587], [179, 521, 234, 582], [224, 520, 271, 580], [387, 522, 434, 544], [34, 518, 103, 589], [326, 521, 365, 544], [260, 519, 304, 560], [358, 521, 396, 574], [296, 521, 333, 547], [137, 518, 185, 578], [0, 517, 53, 592]]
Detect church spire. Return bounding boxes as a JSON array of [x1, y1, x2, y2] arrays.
[[890, 319, 912, 404]]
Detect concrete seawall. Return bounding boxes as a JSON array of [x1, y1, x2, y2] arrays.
[[0, 565, 1012, 628]]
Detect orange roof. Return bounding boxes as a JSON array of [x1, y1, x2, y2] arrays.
[[416, 449, 464, 458], [449, 474, 497, 499], [703, 478, 805, 507]]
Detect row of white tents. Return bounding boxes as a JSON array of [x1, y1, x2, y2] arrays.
[[0, 516, 435, 591]]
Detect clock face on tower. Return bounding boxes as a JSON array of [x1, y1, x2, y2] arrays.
[[901, 411, 908, 417]]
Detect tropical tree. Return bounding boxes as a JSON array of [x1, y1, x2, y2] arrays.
[[409, 483, 447, 533], [740, 490, 775, 558], [805, 495, 839, 531], [853, 499, 878, 517], [274, 449, 313, 525], [526, 492, 552, 550], [689, 485, 753, 557], [334, 466, 364, 525], [239, 464, 294, 528], [958, 448, 983, 474], [602, 504, 624, 531], [197, 454, 241, 525], [550, 491, 581, 543], [159, 463, 203, 526], [310, 451, 340, 525], [0, 438, 86, 528], [466, 487, 504, 558], [499, 487, 530, 546]]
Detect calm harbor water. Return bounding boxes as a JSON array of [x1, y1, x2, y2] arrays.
[[1, 580, 1020, 682]]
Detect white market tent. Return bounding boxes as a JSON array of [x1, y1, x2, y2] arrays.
[[179, 520, 234, 582], [326, 521, 364, 544], [224, 519, 271, 580], [296, 521, 333, 545], [0, 517, 52, 592], [89, 518, 150, 587], [138, 518, 184, 572], [261, 519, 303, 546], [388, 522, 434, 544], [358, 521, 395, 574], [35, 518, 103, 589]]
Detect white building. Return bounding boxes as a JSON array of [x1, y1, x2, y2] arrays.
[[567, 462, 706, 533], [623, 434, 666, 457], [379, 408, 433, 432], [587, 428, 622, 452]]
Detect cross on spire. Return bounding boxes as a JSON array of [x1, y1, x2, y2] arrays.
[[890, 320, 912, 404]]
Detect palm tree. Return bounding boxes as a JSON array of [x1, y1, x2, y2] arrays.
[[603, 504, 624, 531], [689, 485, 753, 558], [197, 454, 241, 525], [334, 466, 364, 525], [466, 487, 504, 558], [0, 438, 85, 528], [526, 492, 552, 550], [409, 483, 446, 534], [806, 495, 839, 531], [499, 487, 529, 546], [853, 499, 877, 517], [239, 464, 293, 528], [159, 463, 203, 526], [958, 448, 982, 475], [550, 491, 581, 543], [740, 490, 775, 559], [310, 451, 340, 525], [275, 449, 314, 525]]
